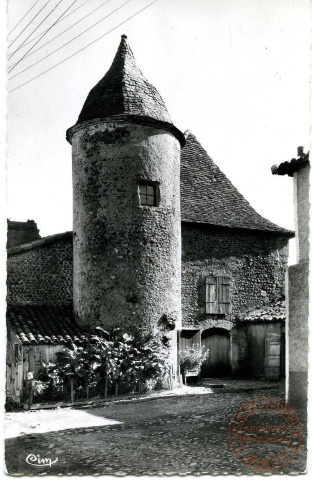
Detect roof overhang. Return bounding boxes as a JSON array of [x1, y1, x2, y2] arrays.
[[272, 153, 310, 177], [66, 115, 185, 147], [7, 231, 73, 255], [181, 220, 295, 238]]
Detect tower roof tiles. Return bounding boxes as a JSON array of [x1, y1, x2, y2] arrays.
[[70, 35, 184, 144]]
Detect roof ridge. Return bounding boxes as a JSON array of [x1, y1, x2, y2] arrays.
[[7, 231, 73, 255]]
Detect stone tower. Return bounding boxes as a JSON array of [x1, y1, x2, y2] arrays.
[[66, 35, 184, 373]]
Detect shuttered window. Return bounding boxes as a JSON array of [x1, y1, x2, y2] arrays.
[[205, 277, 217, 313], [205, 276, 230, 314]]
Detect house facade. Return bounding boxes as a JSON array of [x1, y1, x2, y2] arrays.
[[179, 131, 290, 378], [6, 36, 293, 402]]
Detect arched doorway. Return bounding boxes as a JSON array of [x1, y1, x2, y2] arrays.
[[201, 328, 230, 377]]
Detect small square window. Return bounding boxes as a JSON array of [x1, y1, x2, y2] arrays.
[[139, 181, 158, 206]]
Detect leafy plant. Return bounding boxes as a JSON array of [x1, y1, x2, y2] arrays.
[[54, 340, 99, 402], [128, 334, 169, 391], [33, 327, 175, 403], [32, 380, 49, 396], [36, 362, 64, 400], [179, 344, 209, 373]]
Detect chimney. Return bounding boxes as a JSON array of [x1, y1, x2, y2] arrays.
[[7, 219, 41, 247], [297, 146, 304, 157]]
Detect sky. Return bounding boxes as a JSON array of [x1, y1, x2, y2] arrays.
[[5, 0, 311, 265]]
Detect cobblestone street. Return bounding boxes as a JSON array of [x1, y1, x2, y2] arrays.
[[5, 380, 307, 475]]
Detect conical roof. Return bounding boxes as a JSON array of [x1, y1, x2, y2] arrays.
[[180, 131, 294, 236], [71, 35, 183, 143]]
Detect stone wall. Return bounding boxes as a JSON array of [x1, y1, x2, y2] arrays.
[[7, 234, 73, 306], [293, 163, 310, 263], [181, 223, 289, 327], [71, 119, 182, 373], [287, 260, 309, 408]]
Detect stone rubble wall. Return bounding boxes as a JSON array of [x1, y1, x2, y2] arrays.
[[71, 120, 182, 373], [181, 223, 289, 327], [7, 236, 73, 306], [7, 223, 288, 327]]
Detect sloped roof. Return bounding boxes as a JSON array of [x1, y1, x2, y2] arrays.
[[242, 298, 285, 322], [7, 305, 86, 344], [7, 231, 72, 256], [272, 150, 309, 177], [68, 35, 184, 144], [180, 131, 294, 235]]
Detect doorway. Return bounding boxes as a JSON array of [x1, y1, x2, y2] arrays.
[[201, 328, 230, 377]]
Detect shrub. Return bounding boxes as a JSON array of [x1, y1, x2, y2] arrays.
[[179, 344, 209, 373], [35, 363, 64, 402], [31, 327, 174, 403]]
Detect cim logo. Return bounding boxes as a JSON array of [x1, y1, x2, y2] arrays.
[[26, 453, 58, 468]]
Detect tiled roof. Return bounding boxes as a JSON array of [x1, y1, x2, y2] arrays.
[[180, 131, 294, 235], [7, 231, 72, 256], [243, 298, 285, 322], [7, 305, 86, 344], [272, 150, 309, 177], [69, 35, 184, 144]]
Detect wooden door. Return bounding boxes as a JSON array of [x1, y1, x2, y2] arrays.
[[247, 323, 267, 377], [247, 323, 283, 378], [201, 328, 230, 377], [264, 333, 281, 380], [180, 330, 200, 351]]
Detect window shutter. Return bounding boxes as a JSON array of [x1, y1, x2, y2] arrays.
[[199, 279, 207, 314], [218, 276, 230, 314], [205, 277, 218, 314]]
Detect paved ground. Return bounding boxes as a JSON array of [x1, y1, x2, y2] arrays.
[[5, 380, 307, 475]]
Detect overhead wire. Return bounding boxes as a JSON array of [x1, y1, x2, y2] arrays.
[[14, 0, 92, 52], [9, 0, 66, 61], [9, 0, 135, 79], [9, 0, 52, 49], [9, 0, 158, 94], [9, 0, 79, 74], [9, 0, 114, 68], [8, 0, 42, 37]]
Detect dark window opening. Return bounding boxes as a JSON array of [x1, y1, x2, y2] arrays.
[[139, 182, 158, 206]]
